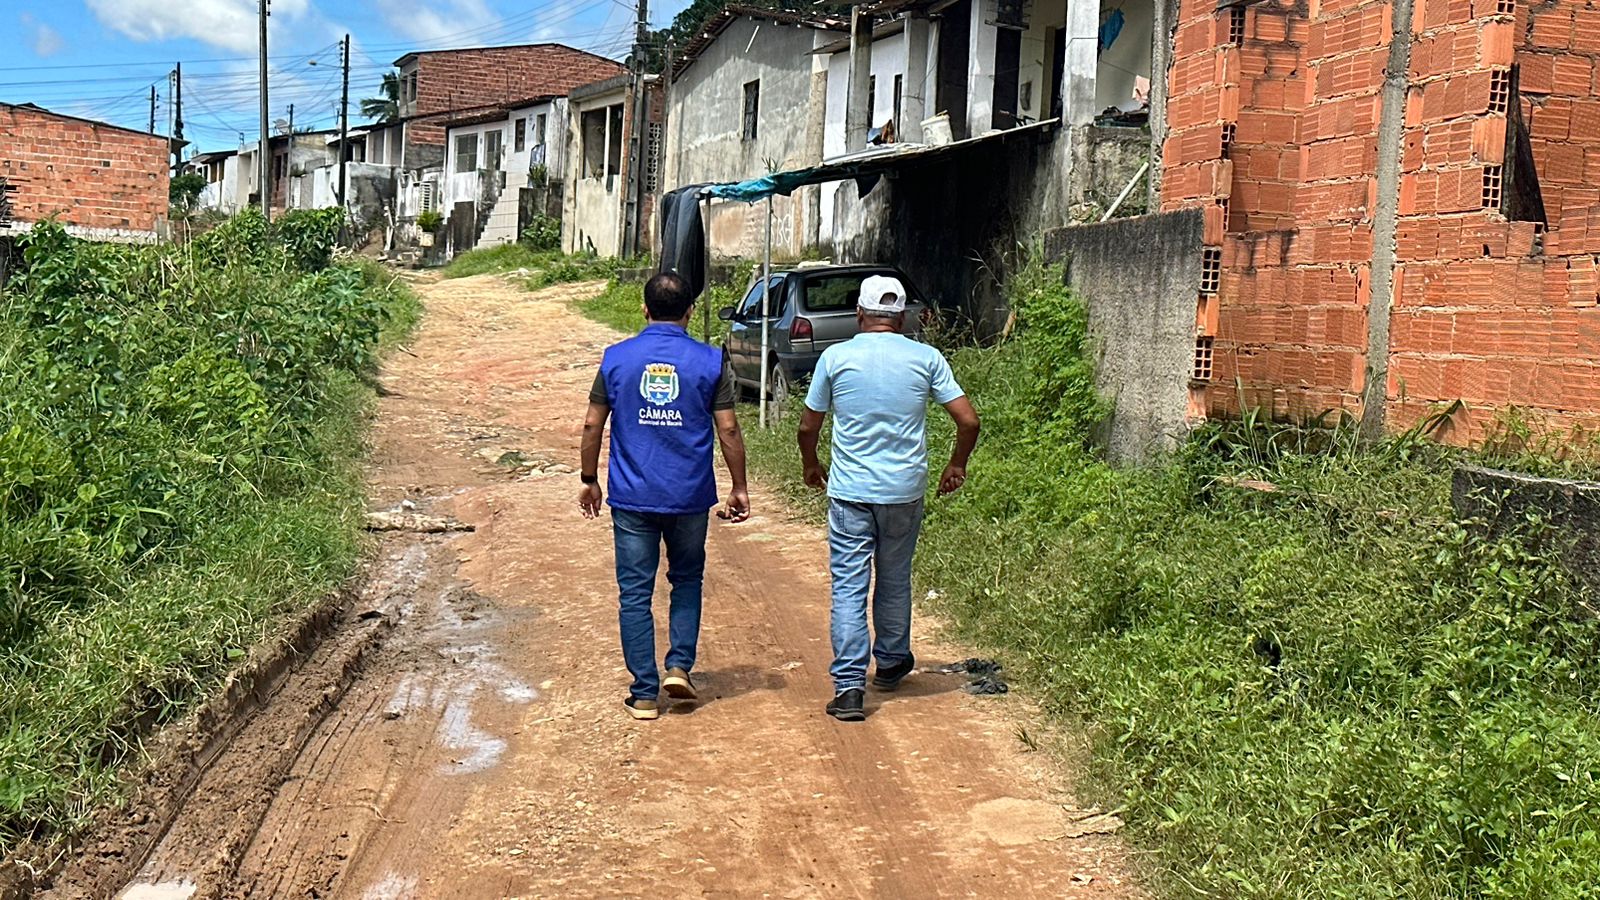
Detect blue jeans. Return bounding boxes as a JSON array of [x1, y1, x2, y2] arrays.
[[612, 508, 709, 700], [827, 498, 925, 693]]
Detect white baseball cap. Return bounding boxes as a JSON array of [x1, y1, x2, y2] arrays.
[[858, 274, 907, 313]]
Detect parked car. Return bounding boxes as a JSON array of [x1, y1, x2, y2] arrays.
[[716, 263, 931, 405]]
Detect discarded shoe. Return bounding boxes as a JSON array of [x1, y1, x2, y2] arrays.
[[662, 667, 697, 701], [872, 654, 916, 691], [825, 688, 866, 722]]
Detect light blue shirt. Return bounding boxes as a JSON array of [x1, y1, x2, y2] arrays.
[[804, 332, 966, 504]]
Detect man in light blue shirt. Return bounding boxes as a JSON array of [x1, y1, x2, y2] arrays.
[[797, 274, 981, 722]]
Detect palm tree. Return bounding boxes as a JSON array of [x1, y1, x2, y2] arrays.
[[361, 71, 401, 122]]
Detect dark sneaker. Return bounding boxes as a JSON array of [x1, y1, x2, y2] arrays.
[[872, 655, 916, 691], [825, 688, 866, 722], [624, 697, 659, 720], [662, 667, 697, 701]]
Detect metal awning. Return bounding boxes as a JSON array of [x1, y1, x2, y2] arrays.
[[700, 118, 1060, 204]]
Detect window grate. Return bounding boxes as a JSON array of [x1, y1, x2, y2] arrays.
[[1489, 70, 1511, 115], [1193, 336, 1215, 381], [645, 122, 663, 193], [417, 181, 438, 214], [1200, 247, 1223, 294], [1483, 165, 1504, 209], [1228, 6, 1246, 45], [742, 80, 760, 141]]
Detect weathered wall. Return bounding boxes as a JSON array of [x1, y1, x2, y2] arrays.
[[0, 104, 169, 240], [1045, 209, 1205, 462], [667, 15, 832, 258]]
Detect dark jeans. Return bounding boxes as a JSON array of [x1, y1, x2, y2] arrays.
[[611, 508, 709, 700]]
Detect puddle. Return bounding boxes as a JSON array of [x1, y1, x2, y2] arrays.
[[119, 882, 197, 900]]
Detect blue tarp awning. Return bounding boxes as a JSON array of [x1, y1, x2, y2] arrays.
[[699, 118, 1061, 204]]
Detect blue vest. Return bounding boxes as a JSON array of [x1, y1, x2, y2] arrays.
[[600, 323, 723, 515]]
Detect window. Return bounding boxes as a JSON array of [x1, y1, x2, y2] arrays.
[[418, 181, 438, 213], [370, 135, 385, 165], [805, 273, 914, 312], [582, 108, 607, 178], [405, 72, 418, 102], [514, 117, 527, 153], [535, 113, 548, 147], [454, 133, 478, 173], [486, 129, 504, 171], [743, 80, 760, 141], [738, 276, 786, 318], [893, 74, 904, 124], [607, 104, 624, 181]]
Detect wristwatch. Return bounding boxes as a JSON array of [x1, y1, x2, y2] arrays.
[[580, 473, 599, 485]]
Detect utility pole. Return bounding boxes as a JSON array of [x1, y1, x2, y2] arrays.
[[173, 62, 184, 163], [149, 85, 157, 134], [337, 33, 351, 211], [259, 0, 271, 220], [287, 103, 294, 137], [623, 0, 649, 258]]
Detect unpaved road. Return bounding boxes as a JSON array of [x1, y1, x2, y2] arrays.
[[111, 274, 1143, 898]]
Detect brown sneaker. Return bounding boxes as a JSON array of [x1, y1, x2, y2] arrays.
[[624, 697, 659, 720], [662, 667, 697, 701]]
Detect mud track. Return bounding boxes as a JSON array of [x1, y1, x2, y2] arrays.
[[64, 274, 1142, 899]]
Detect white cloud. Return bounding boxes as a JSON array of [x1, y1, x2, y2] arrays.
[[20, 13, 65, 57], [385, 0, 500, 46], [85, 0, 314, 54]]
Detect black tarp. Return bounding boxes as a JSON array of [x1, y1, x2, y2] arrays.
[[658, 184, 709, 298]]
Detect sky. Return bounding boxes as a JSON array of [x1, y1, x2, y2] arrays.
[[3, 0, 690, 154]]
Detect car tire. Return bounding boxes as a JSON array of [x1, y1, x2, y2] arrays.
[[768, 361, 791, 420]]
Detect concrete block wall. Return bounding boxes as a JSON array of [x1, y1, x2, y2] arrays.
[[0, 104, 169, 239], [1158, 0, 1600, 443]]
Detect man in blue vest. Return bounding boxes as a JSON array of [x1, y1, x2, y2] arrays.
[[579, 272, 751, 721]]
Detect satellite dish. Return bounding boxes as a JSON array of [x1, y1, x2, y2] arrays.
[[273, 119, 290, 135]]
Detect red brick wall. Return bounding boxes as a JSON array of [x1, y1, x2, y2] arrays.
[[407, 46, 625, 149], [0, 105, 169, 236], [1160, 0, 1600, 443]]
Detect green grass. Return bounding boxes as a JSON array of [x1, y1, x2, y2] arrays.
[[0, 213, 420, 857], [571, 269, 748, 346], [441, 243, 560, 279], [729, 261, 1600, 898]]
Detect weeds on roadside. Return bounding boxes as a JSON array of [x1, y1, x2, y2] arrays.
[[0, 209, 417, 857], [731, 252, 1600, 898]]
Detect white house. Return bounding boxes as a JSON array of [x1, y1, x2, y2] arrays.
[[442, 95, 569, 251], [563, 75, 631, 257]]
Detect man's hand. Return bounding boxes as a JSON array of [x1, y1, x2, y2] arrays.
[[720, 487, 752, 523], [804, 463, 828, 490], [937, 463, 967, 495], [579, 482, 604, 518]]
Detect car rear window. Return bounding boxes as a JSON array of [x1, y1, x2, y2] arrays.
[[803, 273, 913, 312]]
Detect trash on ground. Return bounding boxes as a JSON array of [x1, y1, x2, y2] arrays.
[[364, 511, 474, 533], [938, 658, 1010, 695]]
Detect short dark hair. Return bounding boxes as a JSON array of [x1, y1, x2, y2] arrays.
[[644, 272, 694, 321]]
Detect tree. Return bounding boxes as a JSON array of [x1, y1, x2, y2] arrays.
[[361, 71, 401, 123], [170, 172, 207, 213]]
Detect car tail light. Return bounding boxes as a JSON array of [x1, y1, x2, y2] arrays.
[[791, 316, 814, 340]]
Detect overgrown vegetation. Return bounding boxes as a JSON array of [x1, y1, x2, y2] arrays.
[[442, 243, 559, 279], [0, 209, 417, 856], [722, 258, 1600, 897], [574, 266, 749, 343]]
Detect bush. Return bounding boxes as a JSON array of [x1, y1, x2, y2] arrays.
[[416, 209, 444, 234], [520, 215, 560, 251], [0, 210, 415, 854]]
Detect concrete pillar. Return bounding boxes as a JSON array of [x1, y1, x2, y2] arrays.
[[1063, 0, 1100, 127], [1146, 0, 1180, 208], [902, 17, 931, 142], [846, 9, 874, 151]]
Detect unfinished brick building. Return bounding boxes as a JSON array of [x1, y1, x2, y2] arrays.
[[1160, 0, 1600, 443], [0, 102, 169, 242]]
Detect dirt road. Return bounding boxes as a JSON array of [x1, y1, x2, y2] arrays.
[[111, 274, 1142, 899]]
